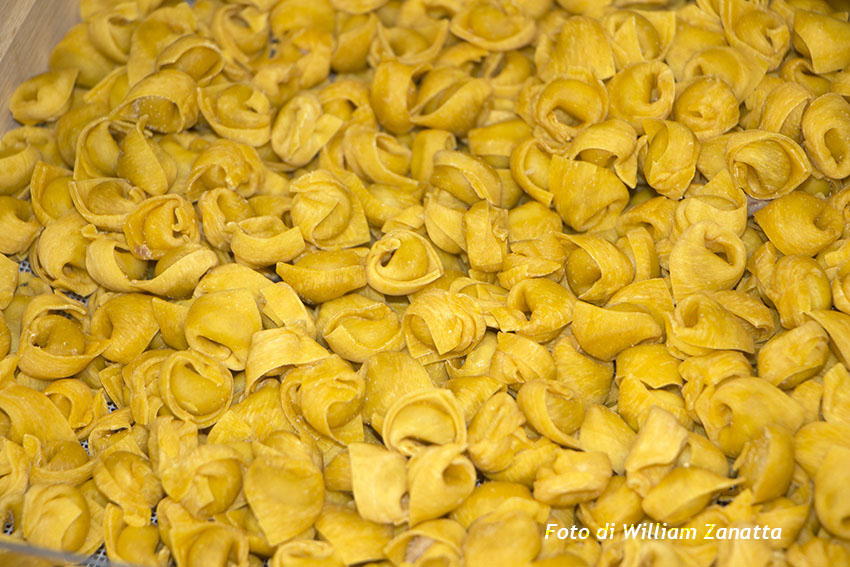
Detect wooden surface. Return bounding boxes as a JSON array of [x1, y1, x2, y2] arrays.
[[0, 0, 79, 133]]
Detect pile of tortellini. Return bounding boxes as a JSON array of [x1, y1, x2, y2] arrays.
[[1, 0, 850, 565]]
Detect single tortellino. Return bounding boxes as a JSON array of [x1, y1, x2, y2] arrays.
[[331, 13, 378, 73], [198, 82, 273, 147], [159, 349, 234, 428], [490, 277, 574, 343], [683, 46, 767, 103], [755, 81, 812, 142], [9, 69, 78, 126], [763, 254, 832, 329], [366, 230, 444, 295], [276, 248, 368, 305], [710, 289, 775, 343], [206, 387, 290, 451], [429, 150, 505, 208], [385, 519, 466, 567], [196, 188, 252, 250], [160, 443, 247, 519], [314, 501, 394, 565], [449, 1, 536, 51], [607, 62, 675, 134], [728, 130, 810, 199], [125, 350, 174, 426], [244, 441, 324, 545], [158, 500, 250, 567], [498, 234, 566, 289], [116, 119, 178, 197], [103, 504, 170, 567], [229, 216, 306, 269], [802, 94, 850, 180], [90, 293, 159, 364], [757, 321, 830, 389], [370, 60, 427, 135], [556, 233, 634, 303], [271, 92, 344, 169], [343, 124, 416, 189], [408, 443, 477, 526], [602, 9, 676, 69], [29, 211, 97, 297], [814, 445, 850, 540], [578, 476, 644, 537], [638, 119, 700, 200], [564, 118, 639, 189], [0, 196, 41, 256], [509, 137, 555, 207], [549, 155, 629, 233], [790, 9, 850, 75], [0, 384, 78, 447], [281, 354, 365, 445], [155, 34, 223, 85], [733, 424, 794, 505], [668, 220, 746, 301], [673, 76, 740, 141], [464, 201, 509, 274], [72, 117, 127, 180], [185, 139, 265, 201], [488, 332, 556, 389], [0, 438, 48, 505], [349, 441, 408, 524], [720, 0, 789, 71], [271, 540, 344, 567], [17, 293, 109, 380], [571, 301, 663, 362], [641, 467, 736, 525], [535, 15, 615, 82], [382, 389, 467, 457], [0, 254, 17, 309], [22, 483, 95, 555], [403, 289, 487, 364], [753, 191, 841, 256], [94, 450, 163, 527], [70, 177, 145, 232], [289, 170, 371, 250], [111, 69, 200, 133], [467, 392, 526, 475], [516, 380, 583, 448], [316, 293, 404, 362], [666, 293, 755, 357], [28, 162, 74, 226], [533, 449, 612, 507], [553, 334, 614, 406], [617, 372, 691, 432], [411, 67, 493, 137], [185, 288, 262, 370], [521, 68, 609, 148], [360, 351, 434, 430], [696, 377, 805, 457], [23, 435, 96, 488], [673, 170, 747, 239], [623, 406, 688, 497], [463, 509, 541, 567], [123, 194, 199, 260]]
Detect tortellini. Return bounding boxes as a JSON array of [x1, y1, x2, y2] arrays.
[[2, 0, 850, 564]]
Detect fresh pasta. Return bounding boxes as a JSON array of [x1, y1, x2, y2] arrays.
[[1, 0, 849, 565]]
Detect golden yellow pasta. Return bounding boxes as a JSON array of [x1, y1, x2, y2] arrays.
[[9, 69, 78, 126], [316, 293, 404, 362], [3, 0, 850, 564], [365, 230, 444, 295]]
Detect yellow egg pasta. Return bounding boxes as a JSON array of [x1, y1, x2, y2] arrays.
[[1, 0, 849, 564]]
